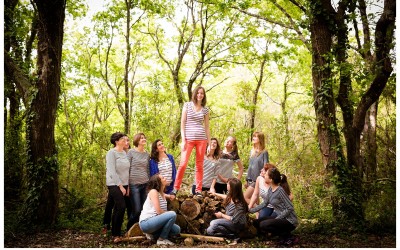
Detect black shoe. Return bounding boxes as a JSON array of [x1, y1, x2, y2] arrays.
[[279, 236, 299, 246], [195, 192, 203, 198]]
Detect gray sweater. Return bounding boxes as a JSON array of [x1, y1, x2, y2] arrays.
[[246, 150, 269, 182], [106, 149, 130, 186], [249, 186, 298, 227]]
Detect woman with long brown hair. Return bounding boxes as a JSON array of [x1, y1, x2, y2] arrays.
[[244, 131, 269, 203], [206, 178, 248, 238]]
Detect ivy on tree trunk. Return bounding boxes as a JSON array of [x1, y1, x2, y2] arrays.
[[21, 0, 66, 227]]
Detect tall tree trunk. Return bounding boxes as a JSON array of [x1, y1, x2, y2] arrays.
[[250, 55, 267, 136], [310, 0, 395, 222], [309, 0, 346, 220], [124, 0, 132, 135], [22, 0, 66, 226], [334, 0, 364, 221], [281, 75, 290, 147], [362, 102, 378, 182]]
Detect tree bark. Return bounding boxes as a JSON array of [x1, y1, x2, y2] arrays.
[[310, 0, 395, 221], [362, 102, 378, 182], [124, 0, 132, 135], [23, 0, 66, 226], [309, 0, 346, 219]]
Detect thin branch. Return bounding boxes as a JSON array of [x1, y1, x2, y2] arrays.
[[272, 1, 311, 50], [262, 89, 281, 105], [231, 6, 292, 29], [288, 0, 307, 13]]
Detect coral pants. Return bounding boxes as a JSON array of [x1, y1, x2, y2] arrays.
[[174, 139, 207, 193]]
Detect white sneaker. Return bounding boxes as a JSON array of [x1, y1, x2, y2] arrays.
[[157, 238, 175, 245], [145, 233, 154, 240]]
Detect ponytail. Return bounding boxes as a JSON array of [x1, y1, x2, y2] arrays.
[[280, 174, 291, 196]]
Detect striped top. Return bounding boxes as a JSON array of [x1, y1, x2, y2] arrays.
[[193, 158, 219, 188], [106, 149, 130, 186], [250, 186, 298, 227], [225, 202, 247, 228], [216, 151, 240, 184], [158, 157, 173, 184], [257, 176, 273, 208], [127, 149, 150, 185], [139, 192, 167, 222], [184, 102, 209, 141]]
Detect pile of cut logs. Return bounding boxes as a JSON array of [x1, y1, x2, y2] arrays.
[[125, 191, 257, 244]]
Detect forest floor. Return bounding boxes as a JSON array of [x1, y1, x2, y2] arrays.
[[4, 227, 396, 248]]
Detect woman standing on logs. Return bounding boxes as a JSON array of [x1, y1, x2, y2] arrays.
[[126, 133, 150, 231], [105, 132, 130, 243], [249, 167, 298, 245], [139, 174, 181, 245], [214, 136, 244, 194], [191, 137, 221, 194], [206, 178, 248, 239], [149, 139, 177, 195], [173, 85, 211, 197], [244, 131, 269, 203]]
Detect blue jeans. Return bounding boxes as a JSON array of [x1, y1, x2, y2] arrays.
[[259, 207, 274, 219], [206, 218, 243, 236], [127, 183, 147, 230], [139, 211, 181, 240]]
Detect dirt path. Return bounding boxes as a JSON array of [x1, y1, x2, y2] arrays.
[[4, 229, 396, 248]]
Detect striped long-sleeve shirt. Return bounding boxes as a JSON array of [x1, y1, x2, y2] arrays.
[[193, 158, 219, 188], [127, 149, 150, 185], [249, 186, 298, 227], [225, 202, 247, 227]]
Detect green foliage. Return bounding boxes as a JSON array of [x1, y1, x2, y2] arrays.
[[18, 154, 59, 228], [363, 180, 396, 233], [4, 0, 396, 234], [58, 188, 104, 232]]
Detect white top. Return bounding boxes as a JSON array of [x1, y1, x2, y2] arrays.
[[139, 192, 167, 222]]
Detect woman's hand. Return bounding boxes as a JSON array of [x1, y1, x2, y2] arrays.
[[119, 185, 126, 196], [214, 211, 223, 218], [166, 193, 176, 201], [181, 140, 187, 151]]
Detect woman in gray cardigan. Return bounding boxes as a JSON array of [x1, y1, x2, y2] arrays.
[[105, 132, 130, 243]]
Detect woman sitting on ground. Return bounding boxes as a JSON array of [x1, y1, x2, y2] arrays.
[[249, 167, 298, 245], [206, 178, 248, 239], [139, 174, 180, 245]]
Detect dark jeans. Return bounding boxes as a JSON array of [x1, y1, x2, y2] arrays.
[[259, 207, 274, 219], [206, 218, 244, 237], [254, 216, 295, 238], [103, 191, 132, 229], [215, 183, 227, 194], [107, 185, 129, 236], [191, 185, 210, 195], [127, 183, 147, 230]]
